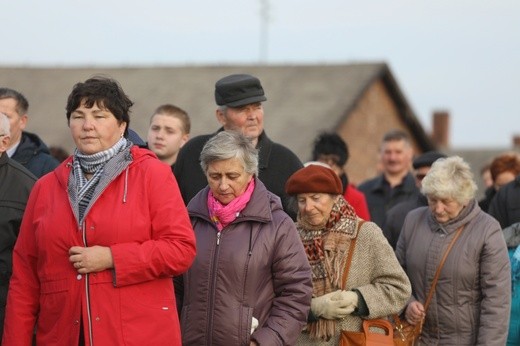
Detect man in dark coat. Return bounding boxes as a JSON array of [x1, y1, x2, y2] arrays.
[[489, 175, 520, 228], [358, 130, 418, 228], [0, 88, 59, 178], [0, 113, 36, 341], [383, 151, 446, 248], [174, 74, 302, 219]]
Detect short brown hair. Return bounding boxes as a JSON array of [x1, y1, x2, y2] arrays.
[[490, 153, 520, 182], [151, 104, 190, 134]]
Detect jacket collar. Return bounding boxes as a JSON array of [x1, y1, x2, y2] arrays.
[[427, 198, 480, 234], [369, 172, 416, 193], [188, 177, 277, 225]]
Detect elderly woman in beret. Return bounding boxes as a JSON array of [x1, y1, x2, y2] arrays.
[[285, 163, 411, 345], [177, 131, 312, 346], [396, 156, 511, 345]]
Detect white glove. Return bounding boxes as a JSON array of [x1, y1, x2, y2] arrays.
[[311, 290, 357, 320], [332, 290, 358, 310], [251, 317, 258, 334]]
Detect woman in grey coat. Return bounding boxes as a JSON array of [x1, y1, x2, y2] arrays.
[[396, 156, 511, 345]]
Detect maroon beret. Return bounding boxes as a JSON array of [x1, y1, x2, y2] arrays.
[[285, 164, 343, 195]]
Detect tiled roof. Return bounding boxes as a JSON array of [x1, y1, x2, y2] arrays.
[[0, 63, 433, 159]]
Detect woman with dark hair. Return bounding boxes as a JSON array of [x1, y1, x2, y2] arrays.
[[2, 77, 196, 345]]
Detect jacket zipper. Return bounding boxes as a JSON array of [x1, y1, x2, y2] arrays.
[[206, 231, 222, 345], [82, 221, 94, 346]]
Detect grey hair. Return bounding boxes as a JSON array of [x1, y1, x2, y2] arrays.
[[421, 156, 477, 204], [200, 131, 258, 175], [0, 113, 10, 137]]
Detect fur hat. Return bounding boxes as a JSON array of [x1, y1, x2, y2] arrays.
[[285, 164, 342, 195]]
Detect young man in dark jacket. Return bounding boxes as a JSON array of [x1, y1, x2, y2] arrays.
[[174, 74, 302, 219]]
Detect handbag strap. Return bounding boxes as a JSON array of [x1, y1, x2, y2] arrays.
[[341, 220, 365, 290], [422, 224, 465, 312]]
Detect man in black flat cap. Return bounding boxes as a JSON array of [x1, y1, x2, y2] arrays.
[[383, 150, 446, 249], [174, 74, 302, 219]]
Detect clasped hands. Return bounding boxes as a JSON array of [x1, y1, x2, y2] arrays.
[[311, 290, 359, 320], [68, 245, 114, 274]]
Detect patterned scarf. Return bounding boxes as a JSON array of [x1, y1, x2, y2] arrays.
[[297, 196, 358, 341], [207, 178, 255, 231], [69, 138, 129, 223]]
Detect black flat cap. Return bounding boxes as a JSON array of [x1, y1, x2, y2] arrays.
[[215, 74, 267, 107], [413, 151, 447, 169]]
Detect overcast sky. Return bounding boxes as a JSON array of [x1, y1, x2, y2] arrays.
[[2, 0, 519, 148]]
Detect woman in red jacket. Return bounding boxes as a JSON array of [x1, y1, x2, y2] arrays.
[[2, 77, 196, 346]]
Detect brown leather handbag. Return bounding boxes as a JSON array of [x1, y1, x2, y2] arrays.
[[338, 221, 393, 346], [339, 224, 465, 346]]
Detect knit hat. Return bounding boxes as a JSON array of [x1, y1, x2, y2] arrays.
[[285, 164, 342, 195]]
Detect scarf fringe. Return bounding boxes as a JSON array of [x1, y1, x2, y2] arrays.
[[308, 319, 337, 341], [299, 196, 358, 341]]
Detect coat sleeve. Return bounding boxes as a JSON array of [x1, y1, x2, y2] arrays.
[[354, 223, 411, 318], [2, 183, 42, 345], [251, 217, 312, 346], [476, 224, 511, 346], [110, 163, 196, 287]]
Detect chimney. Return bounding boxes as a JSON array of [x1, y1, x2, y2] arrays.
[[431, 110, 450, 149], [513, 135, 520, 148]]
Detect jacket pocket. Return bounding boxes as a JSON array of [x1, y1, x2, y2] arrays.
[[39, 278, 69, 334]]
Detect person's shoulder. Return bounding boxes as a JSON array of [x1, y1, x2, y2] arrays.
[[499, 175, 520, 195], [474, 208, 501, 227], [184, 133, 214, 148], [387, 197, 419, 216], [176, 133, 214, 164], [358, 175, 382, 190], [357, 220, 387, 241], [35, 151, 60, 166], [5, 158, 37, 183], [346, 184, 365, 198]]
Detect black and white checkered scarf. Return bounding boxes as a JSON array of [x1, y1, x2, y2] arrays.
[[68, 137, 132, 224]]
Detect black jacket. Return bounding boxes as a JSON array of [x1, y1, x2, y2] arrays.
[[174, 129, 302, 220], [358, 172, 419, 228], [488, 175, 520, 228], [383, 193, 427, 249], [0, 153, 36, 340], [11, 131, 59, 178]]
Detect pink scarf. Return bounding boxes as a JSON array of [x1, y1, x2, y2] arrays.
[[207, 178, 255, 231]]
